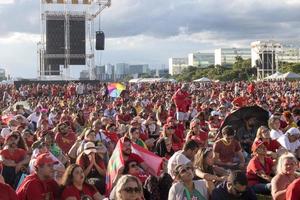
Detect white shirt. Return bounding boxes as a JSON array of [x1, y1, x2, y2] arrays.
[[167, 150, 191, 179], [270, 129, 284, 140], [277, 134, 300, 153], [27, 112, 40, 123]]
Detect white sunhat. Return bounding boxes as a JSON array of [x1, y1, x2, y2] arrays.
[[83, 142, 97, 155]]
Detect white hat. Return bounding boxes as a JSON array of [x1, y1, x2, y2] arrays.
[[84, 142, 97, 155], [287, 127, 300, 136], [211, 111, 220, 116]]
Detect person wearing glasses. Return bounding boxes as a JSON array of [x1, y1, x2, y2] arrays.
[[213, 126, 245, 170], [17, 153, 60, 200], [61, 164, 103, 200], [211, 170, 257, 200], [168, 164, 209, 200], [114, 175, 144, 200], [54, 122, 76, 154]]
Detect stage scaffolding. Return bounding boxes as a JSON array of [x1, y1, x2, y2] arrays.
[[38, 0, 111, 80]]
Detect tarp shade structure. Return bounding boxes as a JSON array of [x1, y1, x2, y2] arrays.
[[276, 72, 300, 80], [264, 72, 282, 80], [193, 77, 211, 82], [44, 0, 92, 4]]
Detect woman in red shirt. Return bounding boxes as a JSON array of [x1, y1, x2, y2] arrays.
[[253, 126, 283, 159], [61, 164, 103, 200], [246, 140, 273, 195], [185, 120, 208, 147]]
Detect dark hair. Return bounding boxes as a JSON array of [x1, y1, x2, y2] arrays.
[[228, 170, 248, 186], [292, 108, 300, 116], [183, 140, 199, 151], [129, 127, 139, 134], [222, 126, 235, 136], [61, 164, 81, 187], [123, 160, 138, 174]]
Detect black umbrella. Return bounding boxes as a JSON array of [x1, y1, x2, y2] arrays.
[[217, 105, 269, 137]]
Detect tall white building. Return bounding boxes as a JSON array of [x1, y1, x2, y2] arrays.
[[169, 57, 188, 75], [188, 52, 214, 67], [215, 48, 251, 66], [278, 47, 300, 63], [115, 63, 129, 75], [0, 68, 6, 80]]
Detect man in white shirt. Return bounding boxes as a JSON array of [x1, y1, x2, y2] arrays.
[[167, 140, 199, 179]]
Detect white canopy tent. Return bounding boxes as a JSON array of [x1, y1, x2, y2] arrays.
[[276, 72, 300, 80], [264, 72, 282, 80], [193, 77, 211, 82]]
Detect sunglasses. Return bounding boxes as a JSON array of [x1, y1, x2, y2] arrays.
[[129, 163, 138, 168], [123, 187, 142, 193]]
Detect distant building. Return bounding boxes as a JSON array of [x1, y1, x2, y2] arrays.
[[115, 63, 129, 75], [79, 70, 89, 80], [0, 68, 6, 81], [129, 64, 149, 75], [169, 57, 188, 75], [188, 52, 214, 67], [215, 48, 251, 67], [278, 47, 300, 63], [105, 64, 114, 75]]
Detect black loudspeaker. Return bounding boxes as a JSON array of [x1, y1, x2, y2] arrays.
[[96, 31, 105, 50]]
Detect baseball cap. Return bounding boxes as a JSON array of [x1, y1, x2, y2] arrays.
[[84, 142, 97, 155], [34, 153, 59, 167]]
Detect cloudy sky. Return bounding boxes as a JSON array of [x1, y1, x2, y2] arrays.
[[1, 0, 300, 78]]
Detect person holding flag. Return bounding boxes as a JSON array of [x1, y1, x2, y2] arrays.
[[106, 137, 163, 194]]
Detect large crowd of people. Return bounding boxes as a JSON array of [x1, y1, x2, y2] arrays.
[[0, 81, 300, 200]]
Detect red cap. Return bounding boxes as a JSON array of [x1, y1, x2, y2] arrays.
[[251, 140, 264, 152], [232, 97, 244, 107], [34, 153, 58, 167]]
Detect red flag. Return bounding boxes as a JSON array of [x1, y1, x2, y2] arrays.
[[105, 138, 163, 194]]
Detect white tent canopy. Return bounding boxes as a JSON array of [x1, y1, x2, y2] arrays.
[[264, 72, 282, 80], [193, 77, 211, 82], [276, 72, 300, 80]]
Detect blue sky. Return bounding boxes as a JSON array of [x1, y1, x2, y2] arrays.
[[1, 0, 300, 78]]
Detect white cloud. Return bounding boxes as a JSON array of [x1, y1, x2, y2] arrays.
[[0, 32, 39, 44], [0, 0, 14, 4]]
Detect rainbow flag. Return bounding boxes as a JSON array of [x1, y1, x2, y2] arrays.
[[108, 83, 126, 98], [105, 138, 163, 194]]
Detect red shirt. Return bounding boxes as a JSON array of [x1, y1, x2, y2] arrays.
[[61, 184, 97, 200], [286, 178, 300, 200], [55, 131, 76, 153], [172, 89, 191, 112], [264, 140, 281, 152], [17, 174, 59, 200], [104, 131, 120, 144], [0, 182, 18, 200], [0, 148, 26, 163], [213, 139, 242, 163], [246, 156, 273, 186]]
